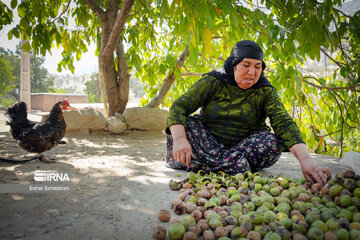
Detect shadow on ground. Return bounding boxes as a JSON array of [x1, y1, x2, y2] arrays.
[[0, 129, 184, 240], [0, 124, 348, 240]]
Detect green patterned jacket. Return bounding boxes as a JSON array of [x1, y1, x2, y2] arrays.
[[166, 75, 304, 150]]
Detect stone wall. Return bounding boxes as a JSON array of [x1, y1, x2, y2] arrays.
[[41, 107, 169, 134], [31, 93, 88, 112]]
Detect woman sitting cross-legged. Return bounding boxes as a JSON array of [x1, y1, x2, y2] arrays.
[[165, 40, 330, 186]]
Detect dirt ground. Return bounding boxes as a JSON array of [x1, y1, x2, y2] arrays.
[[0, 110, 349, 240]]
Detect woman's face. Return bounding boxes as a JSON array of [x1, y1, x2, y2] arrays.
[[234, 58, 262, 89]]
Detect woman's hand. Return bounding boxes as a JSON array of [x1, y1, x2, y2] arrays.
[[173, 137, 194, 167], [299, 158, 331, 185], [169, 124, 194, 167], [289, 143, 331, 186]]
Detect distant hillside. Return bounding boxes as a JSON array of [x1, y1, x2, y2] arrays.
[[51, 72, 145, 99], [51, 73, 93, 94]]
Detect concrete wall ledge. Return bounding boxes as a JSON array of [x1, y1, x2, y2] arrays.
[[31, 93, 88, 112]]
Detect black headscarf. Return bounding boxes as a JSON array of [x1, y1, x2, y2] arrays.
[[206, 40, 272, 89]]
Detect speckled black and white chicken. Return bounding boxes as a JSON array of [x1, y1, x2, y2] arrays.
[[5, 100, 69, 162]]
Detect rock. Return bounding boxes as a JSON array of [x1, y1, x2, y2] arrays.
[[107, 116, 127, 134], [114, 112, 125, 122], [42, 108, 107, 131], [123, 107, 168, 131]]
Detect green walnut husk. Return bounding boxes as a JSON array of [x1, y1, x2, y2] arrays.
[[311, 220, 329, 233], [163, 170, 360, 240], [349, 229, 360, 240], [168, 223, 185, 240], [208, 217, 223, 229], [231, 226, 248, 239], [181, 215, 195, 230], [264, 231, 281, 240], [307, 227, 324, 240], [335, 228, 350, 240]]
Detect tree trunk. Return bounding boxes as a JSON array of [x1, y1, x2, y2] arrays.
[[101, 51, 119, 116], [98, 58, 109, 118], [100, 0, 119, 117], [85, 0, 134, 116], [97, 28, 109, 118], [116, 38, 130, 114], [145, 45, 189, 108]]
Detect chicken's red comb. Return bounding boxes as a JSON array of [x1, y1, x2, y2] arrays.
[[63, 99, 70, 106]]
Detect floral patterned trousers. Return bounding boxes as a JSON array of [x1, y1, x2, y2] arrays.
[[165, 116, 281, 174]]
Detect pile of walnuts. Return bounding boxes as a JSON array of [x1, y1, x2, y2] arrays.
[[153, 170, 360, 240]]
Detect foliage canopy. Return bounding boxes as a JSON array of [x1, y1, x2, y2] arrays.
[[0, 56, 15, 96], [1, 0, 359, 156], [0, 46, 61, 99]]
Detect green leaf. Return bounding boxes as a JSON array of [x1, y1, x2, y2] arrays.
[[19, 18, 29, 31], [10, 0, 17, 9], [160, 0, 169, 18], [206, 6, 215, 30], [13, 27, 20, 38], [55, 32, 62, 45], [340, 67, 347, 78], [218, 0, 233, 14], [159, 63, 166, 74], [50, 7, 58, 19], [189, 45, 198, 66], [295, 54, 304, 64], [21, 41, 31, 52], [7, 30, 13, 40], [76, 51, 81, 61], [295, 72, 302, 87], [318, 78, 326, 85], [205, 27, 212, 56], [114, 57, 118, 72], [18, 4, 26, 17], [166, 54, 176, 69], [168, 37, 176, 52], [133, 54, 142, 72]]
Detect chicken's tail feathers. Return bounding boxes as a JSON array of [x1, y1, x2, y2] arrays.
[[6, 101, 28, 125]]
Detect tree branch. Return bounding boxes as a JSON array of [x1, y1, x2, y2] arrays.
[[305, 76, 358, 131], [320, 47, 344, 68], [116, 38, 130, 113], [240, 0, 268, 10], [96, 27, 109, 118], [199, 53, 215, 70], [102, 0, 135, 58], [340, 119, 344, 156], [302, 76, 360, 92], [83, 0, 106, 20], [236, 9, 272, 41], [145, 46, 190, 108], [330, 88, 360, 125], [331, 14, 356, 79], [294, 0, 308, 14], [51, 0, 72, 23], [337, 9, 352, 19], [180, 72, 203, 77], [268, 0, 286, 11]]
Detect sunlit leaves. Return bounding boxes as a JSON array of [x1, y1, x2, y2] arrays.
[[350, 10, 360, 42], [189, 25, 196, 46], [1, 0, 359, 155], [17, 2, 27, 18], [0, 57, 16, 95], [21, 41, 31, 52], [204, 27, 212, 56], [188, 45, 198, 66]]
